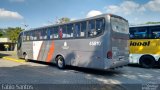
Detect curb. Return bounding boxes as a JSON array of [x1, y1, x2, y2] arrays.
[[3, 57, 26, 63]]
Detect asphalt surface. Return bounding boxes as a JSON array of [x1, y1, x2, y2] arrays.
[[0, 51, 160, 90]]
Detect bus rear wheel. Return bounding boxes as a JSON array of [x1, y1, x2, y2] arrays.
[[158, 59, 160, 66], [140, 55, 155, 68], [56, 56, 65, 69]]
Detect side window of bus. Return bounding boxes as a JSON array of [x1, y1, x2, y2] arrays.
[[37, 30, 41, 40], [47, 29, 50, 39], [149, 26, 160, 39], [29, 32, 33, 41], [34, 30, 40, 40], [40, 29, 43, 40], [33, 31, 37, 40], [49, 27, 54, 39], [54, 27, 59, 39], [81, 22, 86, 37], [96, 18, 104, 35], [88, 20, 96, 37], [59, 25, 67, 39], [67, 24, 74, 38], [23, 32, 26, 41], [130, 28, 148, 39], [74, 23, 81, 37], [26, 31, 30, 41], [41, 29, 47, 40]]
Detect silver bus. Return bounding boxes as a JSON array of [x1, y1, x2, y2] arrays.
[[17, 14, 129, 70]]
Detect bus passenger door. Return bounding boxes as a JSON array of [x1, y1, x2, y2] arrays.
[[17, 33, 23, 58]]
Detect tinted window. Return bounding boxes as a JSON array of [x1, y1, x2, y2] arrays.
[[54, 27, 59, 39], [23, 32, 26, 41], [130, 27, 148, 39], [30, 31, 33, 41], [26, 32, 30, 41], [33, 30, 40, 40], [32, 31, 36, 40], [59, 25, 67, 39], [66, 24, 74, 38], [88, 19, 104, 37], [88, 20, 96, 37], [80, 22, 86, 37], [96, 19, 104, 36], [41, 29, 47, 40], [49, 27, 54, 39], [149, 26, 160, 39], [74, 23, 81, 37], [49, 26, 59, 39]]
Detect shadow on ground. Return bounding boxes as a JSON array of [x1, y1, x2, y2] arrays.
[[28, 59, 123, 76], [0, 53, 11, 58], [1, 61, 159, 90], [66, 66, 122, 76], [0, 63, 126, 90], [128, 64, 160, 69]]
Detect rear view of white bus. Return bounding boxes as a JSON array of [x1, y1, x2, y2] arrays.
[[106, 15, 129, 69]]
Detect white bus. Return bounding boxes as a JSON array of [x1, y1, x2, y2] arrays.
[[17, 14, 129, 70]]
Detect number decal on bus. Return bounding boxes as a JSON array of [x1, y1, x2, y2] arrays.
[[89, 41, 101, 46]]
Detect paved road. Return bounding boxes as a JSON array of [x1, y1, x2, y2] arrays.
[[0, 57, 160, 90]]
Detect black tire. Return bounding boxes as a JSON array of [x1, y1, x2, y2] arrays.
[[158, 60, 160, 66], [24, 54, 29, 62], [56, 56, 65, 69], [140, 55, 155, 68]]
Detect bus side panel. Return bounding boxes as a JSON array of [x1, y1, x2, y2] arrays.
[[76, 51, 104, 69], [22, 42, 33, 59], [129, 39, 160, 63], [37, 41, 51, 62], [52, 39, 105, 69], [75, 39, 104, 69]]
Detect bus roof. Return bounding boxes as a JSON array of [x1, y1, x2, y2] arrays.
[[130, 24, 160, 28], [23, 13, 128, 32]]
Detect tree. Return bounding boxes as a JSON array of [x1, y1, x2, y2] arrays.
[[0, 30, 3, 37], [6, 27, 23, 43], [145, 22, 160, 24], [56, 17, 70, 24]]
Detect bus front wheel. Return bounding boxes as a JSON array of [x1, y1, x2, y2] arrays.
[[23, 53, 29, 62], [56, 56, 65, 69], [140, 55, 155, 68]]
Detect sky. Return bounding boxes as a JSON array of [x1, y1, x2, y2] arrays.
[[0, 0, 160, 29]]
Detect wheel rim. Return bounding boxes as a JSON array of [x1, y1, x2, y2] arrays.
[[58, 58, 63, 68]]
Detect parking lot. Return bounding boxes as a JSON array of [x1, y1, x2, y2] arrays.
[[0, 51, 160, 90]]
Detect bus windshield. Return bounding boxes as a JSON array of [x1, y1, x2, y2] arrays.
[[111, 16, 129, 34]]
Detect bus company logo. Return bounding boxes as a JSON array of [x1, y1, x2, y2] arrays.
[[130, 41, 150, 46]]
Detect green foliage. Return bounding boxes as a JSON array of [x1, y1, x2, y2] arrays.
[[5, 27, 23, 43], [0, 30, 3, 37], [0, 29, 6, 38], [57, 17, 70, 24], [145, 22, 160, 24]]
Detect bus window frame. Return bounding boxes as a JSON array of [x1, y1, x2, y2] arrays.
[[22, 17, 106, 42]]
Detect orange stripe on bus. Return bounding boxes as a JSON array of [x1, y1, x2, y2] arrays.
[[46, 41, 55, 62]]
